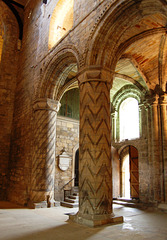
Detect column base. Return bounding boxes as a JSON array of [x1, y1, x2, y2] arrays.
[[69, 211, 123, 227], [27, 199, 59, 209], [27, 200, 47, 209]]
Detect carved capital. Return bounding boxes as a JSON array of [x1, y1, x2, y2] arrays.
[[145, 94, 159, 106], [159, 93, 167, 105], [33, 98, 61, 112], [77, 66, 113, 87]]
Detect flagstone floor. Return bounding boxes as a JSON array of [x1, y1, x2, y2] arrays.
[[0, 201, 167, 240]]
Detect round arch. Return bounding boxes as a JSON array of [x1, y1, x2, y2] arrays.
[[0, 1, 19, 64], [84, 0, 167, 70], [57, 77, 78, 102], [111, 85, 142, 142], [36, 45, 82, 101], [112, 85, 143, 112]]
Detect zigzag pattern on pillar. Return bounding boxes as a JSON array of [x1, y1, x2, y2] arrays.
[[79, 80, 112, 215], [31, 109, 57, 203]]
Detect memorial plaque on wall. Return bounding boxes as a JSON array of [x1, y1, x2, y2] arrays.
[[58, 151, 70, 171]]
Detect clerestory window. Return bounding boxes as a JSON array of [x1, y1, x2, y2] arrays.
[[48, 0, 74, 49]]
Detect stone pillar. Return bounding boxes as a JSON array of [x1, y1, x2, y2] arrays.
[[141, 101, 151, 201], [150, 95, 161, 202], [70, 66, 123, 226], [29, 98, 61, 208], [159, 94, 167, 202], [139, 103, 144, 138], [111, 110, 116, 142]]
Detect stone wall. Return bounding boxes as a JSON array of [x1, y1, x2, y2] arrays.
[[0, 0, 166, 207], [112, 147, 120, 199], [6, 0, 115, 205], [0, 2, 19, 200], [55, 116, 79, 201]]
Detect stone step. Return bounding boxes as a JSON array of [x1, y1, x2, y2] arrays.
[[60, 201, 79, 208], [61, 190, 79, 208], [73, 192, 79, 196], [65, 197, 79, 204], [72, 186, 79, 192], [113, 198, 139, 203], [113, 199, 144, 209], [68, 195, 79, 200], [113, 200, 136, 207], [158, 204, 167, 212]]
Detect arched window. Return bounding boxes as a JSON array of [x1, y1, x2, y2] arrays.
[[48, 0, 74, 49], [119, 97, 139, 141]]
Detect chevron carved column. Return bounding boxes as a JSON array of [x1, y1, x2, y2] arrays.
[[29, 98, 60, 208], [71, 67, 123, 226]]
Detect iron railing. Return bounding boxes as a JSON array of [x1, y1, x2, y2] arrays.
[[61, 176, 75, 200]]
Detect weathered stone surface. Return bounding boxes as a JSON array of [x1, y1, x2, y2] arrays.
[[0, 0, 167, 225]]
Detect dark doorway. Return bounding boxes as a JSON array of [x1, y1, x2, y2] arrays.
[[74, 149, 79, 186]]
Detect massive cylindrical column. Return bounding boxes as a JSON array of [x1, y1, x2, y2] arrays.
[[71, 66, 123, 226], [29, 98, 60, 208]]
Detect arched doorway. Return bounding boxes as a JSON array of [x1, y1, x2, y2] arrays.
[[121, 145, 139, 199], [74, 148, 79, 187]]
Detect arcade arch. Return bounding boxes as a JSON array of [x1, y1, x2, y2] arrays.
[[28, 0, 167, 226]]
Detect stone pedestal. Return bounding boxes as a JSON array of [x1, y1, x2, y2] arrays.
[[69, 211, 123, 227]]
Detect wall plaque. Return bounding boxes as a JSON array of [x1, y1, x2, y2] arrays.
[[58, 151, 70, 171]]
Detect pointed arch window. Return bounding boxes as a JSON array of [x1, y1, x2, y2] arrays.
[[119, 97, 139, 141]]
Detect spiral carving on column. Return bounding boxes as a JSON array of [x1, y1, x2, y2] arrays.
[[31, 99, 60, 204], [79, 79, 112, 216]]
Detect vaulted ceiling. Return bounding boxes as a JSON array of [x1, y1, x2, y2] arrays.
[[110, 12, 167, 101], [3, 1, 166, 103]]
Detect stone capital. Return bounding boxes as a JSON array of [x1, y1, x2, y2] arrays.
[[33, 98, 61, 112], [145, 94, 159, 106], [77, 65, 113, 87], [159, 93, 167, 105]]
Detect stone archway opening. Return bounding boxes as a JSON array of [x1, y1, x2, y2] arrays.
[[31, 48, 80, 207]]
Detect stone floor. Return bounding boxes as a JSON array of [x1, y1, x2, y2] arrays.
[[0, 201, 167, 240]]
